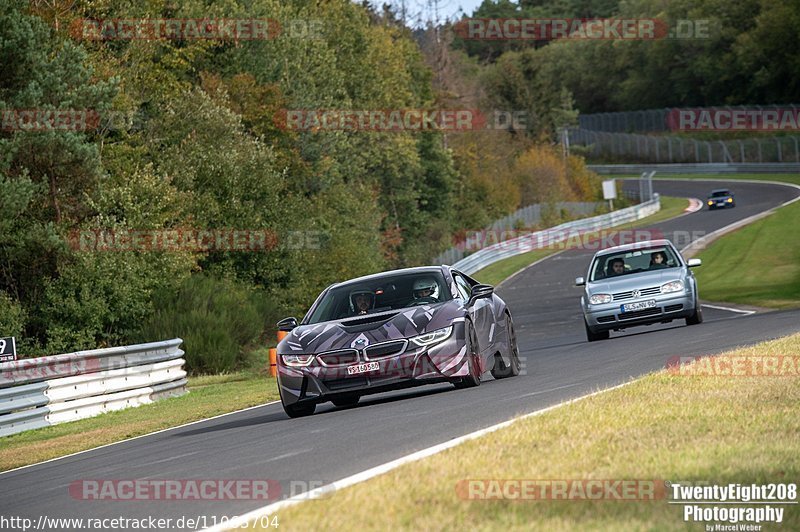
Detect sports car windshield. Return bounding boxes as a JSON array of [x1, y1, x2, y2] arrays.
[[305, 271, 451, 324], [589, 246, 680, 281]]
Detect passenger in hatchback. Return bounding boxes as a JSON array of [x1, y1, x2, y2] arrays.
[[607, 258, 626, 277]]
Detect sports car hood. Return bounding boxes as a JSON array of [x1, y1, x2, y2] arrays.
[[279, 301, 464, 354], [587, 269, 686, 293]]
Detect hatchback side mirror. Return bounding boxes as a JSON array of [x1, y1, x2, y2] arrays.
[[575, 276, 586, 286], [277, 317, 299, 331], [687, 258, 702, 268]]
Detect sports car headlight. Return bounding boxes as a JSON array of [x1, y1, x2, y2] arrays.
[[281, 354, 314, 367], [661, 280, 685, 294], [411, 326, 453, 347], [589, 294, 612, 305]]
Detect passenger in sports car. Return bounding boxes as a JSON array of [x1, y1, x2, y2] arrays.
[[350, 290, 375, 315]]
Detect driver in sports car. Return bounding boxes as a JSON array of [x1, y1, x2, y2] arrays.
[[411, 277, 439, 304]]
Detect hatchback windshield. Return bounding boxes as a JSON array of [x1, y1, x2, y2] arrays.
[[306, 271, 451, 324], [589, 246, 680, 281], [710, 190, 731, 197]]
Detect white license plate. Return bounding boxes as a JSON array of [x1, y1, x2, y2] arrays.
[[347, 361, 379, 375], [621, 299, 657, 313]]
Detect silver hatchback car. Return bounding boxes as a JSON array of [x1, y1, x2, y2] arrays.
[[575, 239, 703, 341]]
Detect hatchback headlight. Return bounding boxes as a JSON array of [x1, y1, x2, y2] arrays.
[[589, 294, 612, 305], [411, 326, 453, 347], [281, 354, 314, 367], [661, 280, 685, 294]]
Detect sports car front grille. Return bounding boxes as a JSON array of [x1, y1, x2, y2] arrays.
[[323, 377, 367, 390], [618, 307, 661, 320], [613, 286, 661, 301], [317, 349, 359, 367], [364, 340, 407, 361]]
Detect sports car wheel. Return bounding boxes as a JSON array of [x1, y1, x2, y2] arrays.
[[492, 314, 520, 379], [282, 401, 316, 418], [585, 319, 609, 342], [454, 323, 481, 389], [331, 394, 360, 408], [279, 385, 317, 418]]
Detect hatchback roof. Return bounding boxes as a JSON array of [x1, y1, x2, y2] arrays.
[[594, 239, 672, 256]]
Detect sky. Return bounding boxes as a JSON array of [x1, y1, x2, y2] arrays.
[[376, 0, 490, 25]]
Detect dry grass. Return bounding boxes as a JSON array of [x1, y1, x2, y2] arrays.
[[259, 334, 800, 531]]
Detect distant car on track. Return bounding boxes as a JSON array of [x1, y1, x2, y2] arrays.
[[707, 188, 735, 209], [275, 266, 520, 417], [575, 239, 703, 342]]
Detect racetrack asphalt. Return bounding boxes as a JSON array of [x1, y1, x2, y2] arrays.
[[2, 179, 799, 530]]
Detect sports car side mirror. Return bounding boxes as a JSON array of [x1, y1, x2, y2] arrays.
[[277, 317, 299, 331], [468, 284, 494, 305], [687, 258, 702, 268], [575, 276, 585, 286]]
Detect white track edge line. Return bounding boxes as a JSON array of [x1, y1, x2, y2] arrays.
[[701, 304, 756, 315], [0, 400, 281, 476], [208, 380, 637, 531], [495, 250, 566, 289]]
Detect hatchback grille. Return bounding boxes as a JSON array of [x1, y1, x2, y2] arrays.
[[597, 316, 615, 323], [664, 304, 683, 313], [317, 349, 359, 367], [364, 340, 407, 361], [613, 286, 661, 301], [618, 307, 661, 320]]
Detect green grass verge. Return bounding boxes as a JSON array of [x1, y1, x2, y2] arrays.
[[0, 362, 279, 472], [472, 196, 689, 286], [608, 173, 800, 308], [695, 199, 800, 308], [264, 333, 800, 531]]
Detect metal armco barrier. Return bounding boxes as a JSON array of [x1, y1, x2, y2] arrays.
[[571, 128, 800, 164], [451, 196, 660, 275], [588, 163, 800, 174], [0, 339, 186, 437]]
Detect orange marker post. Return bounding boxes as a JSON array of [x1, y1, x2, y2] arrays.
[[270, 330, 288, 377]]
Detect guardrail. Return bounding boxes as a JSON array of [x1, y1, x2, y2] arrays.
[[433, 200, 604, 266], [451, 195, 660, 275], [0, 339, 186, 437], [588, 163, 800, 174]]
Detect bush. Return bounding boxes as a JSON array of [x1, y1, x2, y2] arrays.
[[0, 291, 26, 339], [135, 275, 277, 374]]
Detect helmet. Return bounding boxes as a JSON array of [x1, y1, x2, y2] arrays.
[[349, 288, 375, 314], [412, 277, 439, 300]]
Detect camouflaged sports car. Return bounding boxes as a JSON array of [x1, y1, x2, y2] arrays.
[[275, 266, 520, 417]]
